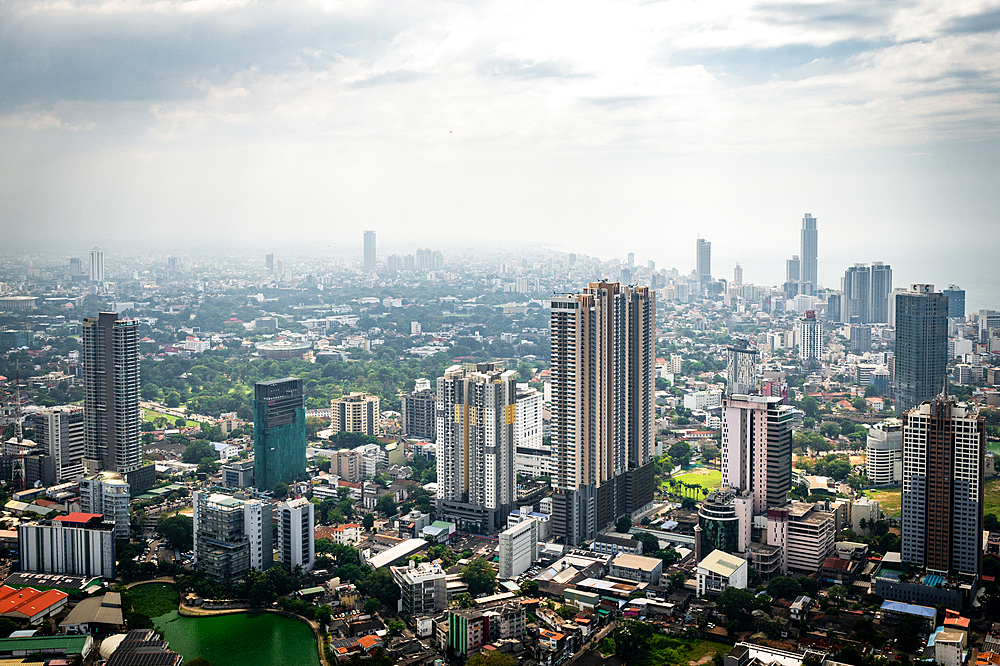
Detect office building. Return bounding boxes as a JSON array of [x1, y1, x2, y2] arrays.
[[33, 406, 85, 483], [549, 282, 656, 545], [797, 311, 823, 368], [221, 459, 254, 488], [800, 214, 818, 291], [733, 263, 743, 286], [725, 341, 758, 396], [786, 255, 800, 283], [943, 285, 965, 320], [79, 471, 130, 540], [696, 550, 748, 596], [363, 230, 376, 272], [390, 561, 447, 615], [766, 502, 836, 574], [436, 363, 517, 532], [513, 384, 549, 479], [867, 419, 903, 485], [849, 323, 872, 353], [89, 248, 105, 283], [870, 262, 893, 324], [825, 293, 842, 323], [193, 491, 273, 584], [696, 238, 712, 292], [721, 395, 793, 514], [895, 285, 949, 415], [265, 253, 274, 275], [843, 264, 871, 323], [253, 378, 306, 491], [278, 497, 315, 574], [19, 513, 116, 579], [901, 395, 985, 576], [69, 257, 82, 277], [498, 518, 537, 579], [330, 392, 380, 437], [82, 313, 151, 491], [401, 387, 436, 440], [696, 488, 752, 561]]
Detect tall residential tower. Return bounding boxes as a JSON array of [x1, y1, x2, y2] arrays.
[[363, 230, 376, 272], [894, 284, 948, 415], [800, 214, 817, 292]]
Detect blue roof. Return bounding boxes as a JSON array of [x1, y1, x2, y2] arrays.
[[880, 600, 937, 619]]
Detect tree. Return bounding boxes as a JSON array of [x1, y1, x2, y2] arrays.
[[766, 576, 802, 599], [555, 605, 576, 620], [466, 652, 518, 666], [157, 514, 194, 551], [362, 513, 375, 530], [363, 598, 382, 614], [272, 483, 289, 500], [716, 587, 755, 630], [820, 422, 840, 439], [985, 513, 1000, 532], [387, 620, 405, 636], [669, 441, 692, 468], [616, 516, 633, 534], [800, 396, 819, 418], [185, 659, 214, 666], [376, 494, 397, 516], [633, 531, 659, 554], [357, 567, 400, 610], [520, 579, 539, 596], [668, 571, 686, 590], [182, 439, 217, 464], [461, 557, 497, 597], [165, 392, 181, 408], [456, 592, 475, 608]]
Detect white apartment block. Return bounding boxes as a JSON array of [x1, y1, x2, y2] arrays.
[[513, 384, 552, 479], [79, 471, 130, 541], [766, 502, 836, 574], [278, 497, 315, 574], [499, 518, 537, 579], [867, 419, 903, 485]]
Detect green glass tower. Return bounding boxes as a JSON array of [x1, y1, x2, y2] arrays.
[[253, 378, 306, 491]]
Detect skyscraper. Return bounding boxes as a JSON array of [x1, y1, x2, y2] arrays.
[[82, 312, 142, 477], [33, 405, 85, 483], [786, 255, 800, 283], [797, 310, 823, 368], [894, 284, 948, 415], [843, 264, 871, 323], [436, 363, 517, 532], [725, 341, 758, 396], [943, 285, 966, 319], [253, 378, 306, 491], [733, 263, 743, 286], [870, 262, 892, 324], [90, 247, 105, 283], [549, 282, 656, 545], [265, 253, 274, 275], [901, 395, 984, 576], [800, 214, 817, 291], [193, 490, 273, 584], [363, 230, 376, 272], [696, 238, 711, 292], [278, 497, 315, 574], [721, 395, 793, 514]]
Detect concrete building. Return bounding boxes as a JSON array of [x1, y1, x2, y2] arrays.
[[726, 342, 758, 396], [766, 502, 836, 574], [82, 312, 152, 492], [333, 448, 363, 483], [592, 533, 642, 556], [331, 392, 381, 437], [221, 459, 254, 488], [363, 230, 376, 272], [696, 549, 748, 596], [32, 406, 85, 483], [721, 395, 794, 514], [192, 491, 273, 585], [278, 497, 315, 574], [797, 311, 823, 368], [401, 388, 435, 440], [800, 214, 818, 291], [901, 395, 985, 576], [610, 553, 663, 585], [895, 284, 949, 415], [18, 513, 115, 579], [513, 384, 550, 479], [696, 238, 712, 292], [943, 285, 966, 319], [390, 561, 447, 615], [550, 282, 656, 545], [79, 471, 130, 540], [498, 518, 537, 579], [436, 363, 517, 532], [696, 488, 752, 561], [867, 419, 903, 485], [90, 247, 105, 283], [253, 378, 306, 491], [446, 601, 527, 657], [507, 505, 551, 541]]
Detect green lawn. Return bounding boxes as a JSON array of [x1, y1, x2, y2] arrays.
[[143, 408, 182, 424], [866, 477, 1000, 520], [126, 583, 179, 619], [670, 467, 722, 491]]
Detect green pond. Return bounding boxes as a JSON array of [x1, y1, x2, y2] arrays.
[[153, 610, 320, 666]]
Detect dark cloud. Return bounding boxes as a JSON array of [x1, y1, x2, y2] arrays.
[[946, 7, 1000, 35], [0, 3, 410, 111], [476, 56, 589, 80]]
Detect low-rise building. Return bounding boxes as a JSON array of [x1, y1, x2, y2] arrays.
[[221, 459, 254, 488], [0, 585, 69, 624], [609, 553, 663, 585], [498, 518, 537, 579], [696, 549, 748, 597], [59, 592, 123, 634], [447, 601, 527, 657], [591, 533, 642, 556], [390, 561, 447, 615], [18, 513, 115, 579]]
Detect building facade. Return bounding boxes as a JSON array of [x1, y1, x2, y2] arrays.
[[79, 471, 130, 540], [895, 285, 948, 415], [797, 311, 823, 368], [331, 392, 381, 437], [19, 513, 115, 579], [867, 419, 903, 485], [33, 406, 85, 483], [498, 518, 537, 579], [278, 497, 315, 574], [401, 388, 436, 440], [721, 395, 793, 514], [363, 230, 376, 272], [726, 343, 758, 396], [800, 214, 818, 291], [901, 396, 985, 576], [391, 561, 447, 615], [253, 378, 306, 491], [513, 384, 550, 479], [192, 491, 273, 584], [696, 238, 712, 292], [435, 363, 517, 532], [549, 282, 656, 545]]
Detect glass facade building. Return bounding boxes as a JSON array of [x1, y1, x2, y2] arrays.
[[253, 378, 306, 491], [894, 285, 948, 415]]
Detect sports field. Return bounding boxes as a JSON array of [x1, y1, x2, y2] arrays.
[[867, 477, 1000, 520], [671, 467, 722, 490]]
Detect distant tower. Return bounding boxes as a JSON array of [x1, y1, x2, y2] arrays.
[[265, 253, 274, 275], [696, 238, 711, 292], [627, 252, 635, 267], [253, 378, 306, 490], [786, 255, 800, 283], [800, 214, 817, 291], [725, 341, 757, 395], [943, 285, 966, 319], [363, 230, 376, 272], [901, 395, 984, 576], [90, 248, 105, 283], [843, 264, 871, 324], [797, 310, 823, 368], [568, 253, 577, 268], [895, 284, 948, 415], [733, 263, 743, 286], [869, 262, 893, 324]]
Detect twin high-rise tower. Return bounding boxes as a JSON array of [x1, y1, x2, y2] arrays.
[[549, 282, 656, 545]]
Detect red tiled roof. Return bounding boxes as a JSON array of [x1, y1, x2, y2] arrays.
[[53, 513, 104, 524]]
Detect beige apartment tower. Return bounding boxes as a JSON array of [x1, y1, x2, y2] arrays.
[[330, 392, 381, 436]]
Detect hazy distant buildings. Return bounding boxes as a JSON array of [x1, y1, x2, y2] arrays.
[[944, 285, 966, 319], [870, 262, 892, 323], [733, 263, 743, 285], [265, 253, 274, 275], [363, 230, 376, 272], [696, 238, 712, 292], [786, 255, 800, 282], [800, 214, 818, 292], [901, 395, 984, 576], [549, 282, 656, 545], [894, 285, 948, 415], [253, 378, 306, 491], [89, 248, 105, 283], [843, 262, 892, 324]]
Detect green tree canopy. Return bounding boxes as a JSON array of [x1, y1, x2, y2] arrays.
[[157, 514, 194, 551], [461, 557, 497, 597]]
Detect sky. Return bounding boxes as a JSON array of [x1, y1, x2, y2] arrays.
[[1, 0, 999, 309]]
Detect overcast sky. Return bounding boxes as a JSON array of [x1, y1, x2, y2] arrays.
[[2, 0, 998, 307]]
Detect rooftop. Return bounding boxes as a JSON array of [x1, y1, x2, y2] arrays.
[[611, 554, 662, 572], [698, 549, 747, 576]]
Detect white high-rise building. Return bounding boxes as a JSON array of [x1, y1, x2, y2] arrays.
[[800, 214, 818, 291], [436, 363, 517, 532], [797, 310, 823, 368], [79, 471, 130, 540], [726, 342, 758, 396], [866, 419, 903, 485], [498, 518, 537, 579], [89, 247, 105, 283], [193, 491, 273, 584], [513, 384, 550, 479], [33, 406, 85, 482], [721, 395, 793, 514], [278, 497, 315, 573]]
